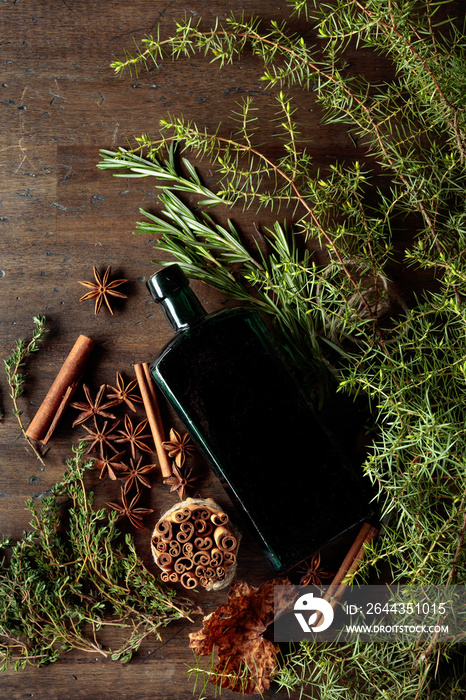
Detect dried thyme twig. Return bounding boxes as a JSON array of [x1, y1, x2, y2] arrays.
[[0, 443, 197, 671], [3, 316, 48, 466]]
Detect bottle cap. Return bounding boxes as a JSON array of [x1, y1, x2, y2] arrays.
[[146, 264, 189, 301]]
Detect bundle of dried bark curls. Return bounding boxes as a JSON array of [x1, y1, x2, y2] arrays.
[[151, 497, 240, 591]]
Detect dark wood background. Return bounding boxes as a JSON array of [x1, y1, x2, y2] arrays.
[[0, 1, 402, 698]]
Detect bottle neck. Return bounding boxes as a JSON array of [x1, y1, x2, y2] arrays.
[[160, 286, 207, 331]]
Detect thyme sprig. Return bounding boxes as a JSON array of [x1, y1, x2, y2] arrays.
[[3, 316, 47, 466], [0, 443, 196, 671]]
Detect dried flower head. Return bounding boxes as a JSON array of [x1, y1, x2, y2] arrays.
[[82, 418, 121, 457], [116, 415, 153, 458], [106, 371, 142, 412], [163, 463, 198, 501], [92, 451, 127, 480], [162, 428, 195, 467], [298, 551, 334, 587], [106, 487, 154, 530], [119, 455, 157, 493], [78, 265, 128, 315], [70, 383, 118, 427]]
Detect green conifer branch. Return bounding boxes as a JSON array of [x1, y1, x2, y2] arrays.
[[100, 1, 466, 695]]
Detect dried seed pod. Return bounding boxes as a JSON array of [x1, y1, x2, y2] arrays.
[[151, 497, 241, 590]]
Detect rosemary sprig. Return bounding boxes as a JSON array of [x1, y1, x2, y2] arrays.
[[3, 316, 48, 466], [0, 443, 196, 671]]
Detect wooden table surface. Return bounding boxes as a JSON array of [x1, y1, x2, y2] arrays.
[[0, 1, 394, 698]]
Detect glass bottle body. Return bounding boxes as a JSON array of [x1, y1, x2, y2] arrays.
[[150, 301, 370, 572]]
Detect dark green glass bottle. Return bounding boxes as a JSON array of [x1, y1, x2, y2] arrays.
[[147, 264, 370, 572]]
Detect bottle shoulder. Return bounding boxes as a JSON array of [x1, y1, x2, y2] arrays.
[[153, 305, 263, 364]]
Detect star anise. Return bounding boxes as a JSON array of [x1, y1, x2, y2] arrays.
[[116, 415, 153, 458], [82, 418, 121, 457], [298, 551, 334, 587], [70, 383, 118, 427], [92, 451, 127, 480], [106, 371, 142, 412], [162, 428, 195, 467], [119, 455, 157, 493], [163, 463, 198, 501], [78, 265, 128, 315], [105, 487, 154, 530]]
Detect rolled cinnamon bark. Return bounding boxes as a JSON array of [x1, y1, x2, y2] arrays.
[[155, 519, 172, 541], [174, 556, 194, 574], [26, 335, 95, 443], [157, 552, 173, 571], [176, 521, 195, 543], [171, 506, 192, 523], [180, 571, 198, 589], [192, 507, 211, 521], [134, 362, 172, 478], [168, 541, 181, 557], [223, 551, 237, 568], [153, 540, 168, 554], [210, 547, 223, 567], [211, 511, 229, 526], [214, 526, 237, 552], [151, 497, 240, 590], [194, 518, 213, 536], [182, 542, 194, 557], [192, 550, 210, 567], [194, 536, 213, 551], [216, 566, 227, 581]]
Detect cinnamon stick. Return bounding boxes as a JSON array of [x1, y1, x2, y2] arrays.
[[214, 526, 237, 551], [180, 571, 198, 589], [134, 362, 172, 478], [314, 522, 379, 627], [26, 335, 95, 443], [325, 521, 373, 599]]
